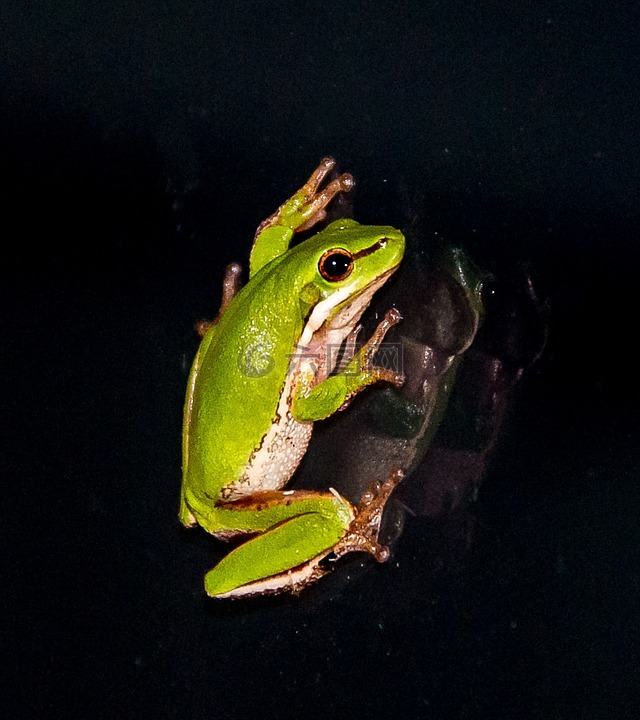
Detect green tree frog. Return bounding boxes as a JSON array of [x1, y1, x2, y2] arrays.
[[180, 158, 406, 598]]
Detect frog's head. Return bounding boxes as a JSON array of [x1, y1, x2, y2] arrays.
[[288, 218, 405, 337]]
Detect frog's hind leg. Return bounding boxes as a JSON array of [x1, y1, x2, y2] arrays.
[[198, 470, 406, 599], [194, 262, 243, 336], [200, 490, 353, 598], [204, 512, 346, 598]]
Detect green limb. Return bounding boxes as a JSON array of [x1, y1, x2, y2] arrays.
[[204, 507, 349, 598], [195, 491, 351, 534], [249, 225, 294, 278], [293, 307, 404, 422], [249, 158, 353, 277], [292, 367, 380, 422]]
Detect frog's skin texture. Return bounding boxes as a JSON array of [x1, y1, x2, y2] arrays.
[[180, 158, 406, 598]]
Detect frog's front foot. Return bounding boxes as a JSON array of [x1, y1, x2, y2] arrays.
[[257, 157, 354, 237], [365, 307, 405, 387], [332, 467, 405, 562], [294, 157, 354, 232]]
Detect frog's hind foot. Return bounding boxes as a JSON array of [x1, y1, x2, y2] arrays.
[[332, 468, 405, 563], [194, 262, 244, 336]]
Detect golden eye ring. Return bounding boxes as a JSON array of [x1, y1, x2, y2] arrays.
[[318, 248, 354, 282]]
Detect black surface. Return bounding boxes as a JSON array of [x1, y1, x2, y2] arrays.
[[2, 2, 639, 719]]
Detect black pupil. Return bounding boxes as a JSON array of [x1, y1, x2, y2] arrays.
[[322, 252, 352, 279]]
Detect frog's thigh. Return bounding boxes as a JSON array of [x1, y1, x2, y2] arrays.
[[204, 510, 347, 597]]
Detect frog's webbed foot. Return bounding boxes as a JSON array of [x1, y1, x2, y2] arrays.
[[331, 468, 405, 562], [194, 262, 243, 337], [256, 157, 354, 237]]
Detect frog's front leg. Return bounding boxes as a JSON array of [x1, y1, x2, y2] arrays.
[[249, 157, 354, 277], [293, 308, 405, 422]]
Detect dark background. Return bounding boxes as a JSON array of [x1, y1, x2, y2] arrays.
[[2, 2, 639, 718]]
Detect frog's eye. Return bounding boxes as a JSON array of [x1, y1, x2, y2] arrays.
[[319, 249, 354, 282]]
